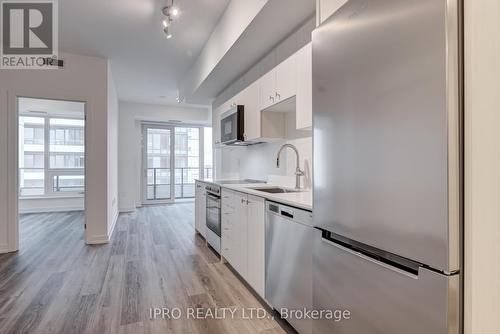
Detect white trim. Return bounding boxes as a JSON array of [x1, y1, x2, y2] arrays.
[[19, 206, 84, 214], [107, 210, 119, 240], [119, 206, 136, 213], [7, 91, 19, 252], [19, 194, 84, 200], [86, 234, 109, 244], [6, 91, 90, 252]]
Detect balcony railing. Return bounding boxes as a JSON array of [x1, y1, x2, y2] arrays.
[[147, 167, 213, 200]]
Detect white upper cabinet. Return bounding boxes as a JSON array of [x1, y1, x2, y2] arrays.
[[296, 42, 313, 130], [259, 70, 277, 111], [212, 106, 221, 146], [217, 41, 313, 138], [239, 81, 261, 141], [275, 53, 297, 103], [259, 53, 297, 111], [318, 0, 348, 25]]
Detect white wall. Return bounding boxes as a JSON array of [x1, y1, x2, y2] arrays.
[[0, 52, 112, 250], [107, 61, 119, 236], [464, 0, 500, 332], [19, 197, 84, 213], [217, 111, 312, 188], [118, 101, 210, 211]]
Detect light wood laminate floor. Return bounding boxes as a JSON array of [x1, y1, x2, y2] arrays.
[[0, 204, 288, 334]]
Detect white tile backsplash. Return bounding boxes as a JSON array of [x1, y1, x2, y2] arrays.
[[216, 111, 313, 188]]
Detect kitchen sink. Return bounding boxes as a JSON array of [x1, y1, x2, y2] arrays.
[[249, 187, 300, 194]]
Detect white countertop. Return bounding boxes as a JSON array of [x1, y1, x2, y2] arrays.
[[195, 179, 312, 211]]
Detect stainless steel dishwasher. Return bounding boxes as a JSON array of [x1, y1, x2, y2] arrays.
[[265, 201, 313, 334]]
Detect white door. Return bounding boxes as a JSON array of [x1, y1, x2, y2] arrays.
[[142, 125, 174, 204]]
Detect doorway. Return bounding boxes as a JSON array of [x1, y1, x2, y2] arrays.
[[17, 97, 86, 247], [142, 124, 212, 204]]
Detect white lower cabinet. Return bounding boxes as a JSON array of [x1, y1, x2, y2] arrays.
[[221, 189, 266, 298], [246, 195, 266, 297], [195, 181, 206, 237]]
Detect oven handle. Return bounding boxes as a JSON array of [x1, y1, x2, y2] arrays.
[[206, 193, 221, 209], [206, 193, 220, 200]]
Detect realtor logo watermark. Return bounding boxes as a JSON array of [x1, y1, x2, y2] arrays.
[[1, 0, 58, 69]]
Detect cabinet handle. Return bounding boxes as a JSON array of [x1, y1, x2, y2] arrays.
[[241, 198, 245, 204]]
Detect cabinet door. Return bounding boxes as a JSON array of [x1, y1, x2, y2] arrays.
[[246, 195, 265, 297], [276, 53, 297, 103], [296, 42, 313, 129], [259, 69, 277, 111], [194, 182, 206, 237], [240, 81, 261, 141], [233, 192, 248, 278], [221, 188, 237, 263], [212, 106, 221, 146]]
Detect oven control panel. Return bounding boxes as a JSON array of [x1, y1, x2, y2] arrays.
[[205, 184, 221, 196]]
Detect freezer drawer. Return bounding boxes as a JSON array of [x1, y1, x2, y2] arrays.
[[313, 231, 459, 334]]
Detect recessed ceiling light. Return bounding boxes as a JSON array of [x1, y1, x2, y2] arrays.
[[170, 7, 179, 17]]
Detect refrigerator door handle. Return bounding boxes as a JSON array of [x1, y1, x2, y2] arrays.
[[320, 236, 420, 279]]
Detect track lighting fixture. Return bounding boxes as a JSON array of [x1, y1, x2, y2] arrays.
[[161, 0, 179, 39]]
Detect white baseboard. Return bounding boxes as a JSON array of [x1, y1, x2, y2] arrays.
[[20, 206, 84, 214], [119, 206, 136, 213], [108, 210, 119, 240], [86, 234, 109, 244]]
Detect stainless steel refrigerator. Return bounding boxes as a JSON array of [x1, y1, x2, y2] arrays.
[[312, 0, 462, 333]]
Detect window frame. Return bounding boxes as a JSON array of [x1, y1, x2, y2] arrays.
[[141, 122, 213, 203], [19, 113, 85, 198]]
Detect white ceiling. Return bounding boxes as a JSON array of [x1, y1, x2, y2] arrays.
[[58, 0, 229, 106]]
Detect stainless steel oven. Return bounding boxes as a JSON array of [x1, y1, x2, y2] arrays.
[[205, 184, 221, 253]]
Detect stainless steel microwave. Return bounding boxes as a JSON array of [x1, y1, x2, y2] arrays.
[[220, 105, 245, 145]]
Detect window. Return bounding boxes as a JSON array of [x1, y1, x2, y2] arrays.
[[175, 127, 200, 198], [142, 125, 213, 202], [19, 113, 85, 197], [204, 127, 213, 179]]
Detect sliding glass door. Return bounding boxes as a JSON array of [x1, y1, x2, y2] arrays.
[[142, 124, 213, 204], [174, 127, 200, 198], [143, 125, 174, 203]]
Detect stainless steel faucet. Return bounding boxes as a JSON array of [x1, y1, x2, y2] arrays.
[[276, 144, 305, 189]]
